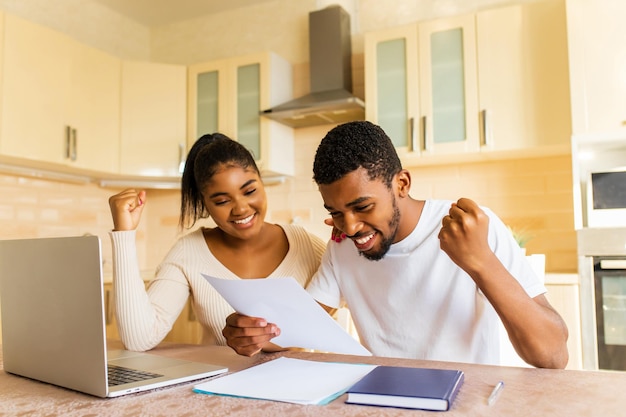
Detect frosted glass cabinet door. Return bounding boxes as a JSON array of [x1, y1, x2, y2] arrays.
[[188, 59, 263, 158], [188, 52, 294, 177], [364, 24, 419, 154], [419, 14, 479, 154], [430, 29, 466, 145], [236, 63, 261, 160], [376, 39, 408, 149], [188, 59, 232, 148], [196, 70, 220, 137]]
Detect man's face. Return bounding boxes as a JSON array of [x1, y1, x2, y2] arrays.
[[319, 167, 401, 261]]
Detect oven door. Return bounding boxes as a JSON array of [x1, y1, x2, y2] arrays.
[[594, 257, 626, 370]]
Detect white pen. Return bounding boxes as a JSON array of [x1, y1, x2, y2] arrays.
[[487, 381, 505, 406]]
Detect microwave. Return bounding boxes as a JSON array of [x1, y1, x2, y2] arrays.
[[586, 170, 626, 228]]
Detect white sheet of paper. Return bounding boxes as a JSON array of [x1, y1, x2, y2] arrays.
[[203, 274, 371, 356], [193, 357, 376, 405]]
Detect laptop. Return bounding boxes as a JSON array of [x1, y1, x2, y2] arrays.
[[0, 235, 228, 398]]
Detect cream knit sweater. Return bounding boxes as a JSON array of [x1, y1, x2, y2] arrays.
[[110, 225, 326, 351]]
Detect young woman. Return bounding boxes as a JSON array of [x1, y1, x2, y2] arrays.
[[108, 133, 325, 351]]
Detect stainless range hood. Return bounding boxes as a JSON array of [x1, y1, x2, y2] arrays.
[[260, 5, 365, 128]]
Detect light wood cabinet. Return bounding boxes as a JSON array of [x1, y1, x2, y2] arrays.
[[567, 0, 626, 136], [120, 61, 187, 177], [365, 0, 571, 163], [161, 298, 204, 345], [498, 270, 582, 370], [545, 278, 583, 370], [0, 11, 4, 138], [476, 0, 571, 152], [0, 14, 120, 173], [188, 52, 294, 177], [103, 283, 120, 341], [103, 282, 203, 345]]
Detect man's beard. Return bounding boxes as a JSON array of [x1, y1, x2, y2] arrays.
[[360, 197, 400, 261]]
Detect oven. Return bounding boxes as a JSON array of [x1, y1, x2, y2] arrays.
[[578, 228, 626, 371], [593, 257, 626, 370]]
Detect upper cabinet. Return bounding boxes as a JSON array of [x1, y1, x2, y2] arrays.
[[365, 0, 571, 163], [120, 61, 187, 177], [188, 52, 294, 177], [476, 0, 571, 151], [419, 13, 480, 155], [0, 11, 4, 131], [567, 0, 626, 136], [364, 24, 419, 153], [0, 14, 121, 173]]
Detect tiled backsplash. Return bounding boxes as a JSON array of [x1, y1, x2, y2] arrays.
[[0, 174, 146, 276], [264, 127, 576, 273], [0, 133, 575, 274]]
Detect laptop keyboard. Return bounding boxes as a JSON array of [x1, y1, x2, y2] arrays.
[[107, 364, 164, 386]]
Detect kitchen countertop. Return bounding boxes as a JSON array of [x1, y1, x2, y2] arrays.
[[545, 273, 579, 285], [103, 269, 155, 284]]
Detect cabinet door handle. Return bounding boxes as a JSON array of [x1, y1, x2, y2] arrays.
[[65, 126, 72, 159], [71, 128, 78, 161], [104, 288, 113, 325], [600, 259, 626, 269], [178, 143, 186, 173], [480, 109, 491, 147], [421, 116, 428, 152], [409, 117, 417, 152]]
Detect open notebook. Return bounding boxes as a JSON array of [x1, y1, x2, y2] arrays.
[[0, 235, 227, 397]]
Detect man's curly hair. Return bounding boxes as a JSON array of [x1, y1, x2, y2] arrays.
[[313, 121, 402, 188]]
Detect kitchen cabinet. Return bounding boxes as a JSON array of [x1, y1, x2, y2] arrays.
[[0, 11, 4, 136], [545, 274, 583, 370], [188, 52, 294, 177], [364, 24, 419, 152], [120, 61, 187, 177], [161, 298, 204, 345], [418, 13, 480, 155], [103, 282, 203, 345], [567, 0, 626, 136], [476, 0, 571, 152], [103, 283, 120, 341], [0, 13, 120, 173], [365, 0, 571, 163], [498, 268, 582, 370]]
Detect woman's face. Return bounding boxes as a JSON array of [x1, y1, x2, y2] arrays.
[[202, 164, 267, 240]]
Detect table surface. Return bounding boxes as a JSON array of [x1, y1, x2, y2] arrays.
[[1, 341, 625, 417]]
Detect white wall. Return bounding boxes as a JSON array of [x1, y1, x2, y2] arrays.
[[0, 0, 151, 59], [0, 0, 541, 64]]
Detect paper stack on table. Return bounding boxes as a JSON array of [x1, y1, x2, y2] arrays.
[[194, 357, 376, 405]]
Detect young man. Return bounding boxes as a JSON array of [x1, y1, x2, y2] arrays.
[[223, 121, 568, 368]]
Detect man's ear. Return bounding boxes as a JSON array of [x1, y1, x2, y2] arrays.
[[395, 169, 411, 197]]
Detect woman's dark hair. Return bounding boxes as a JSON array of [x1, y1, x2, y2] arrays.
[[180, 133, 260, 229], [313, 121, 402, 188]]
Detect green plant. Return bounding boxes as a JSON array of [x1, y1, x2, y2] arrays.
[[507, 226, 533, 248]]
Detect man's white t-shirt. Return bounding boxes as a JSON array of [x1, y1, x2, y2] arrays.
[[307, 200, 545, 365]]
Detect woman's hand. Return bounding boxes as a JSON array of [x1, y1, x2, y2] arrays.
[[108, 189, 146, 231], [324, 218, 346, 243], [222, 313, 281, 357]]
